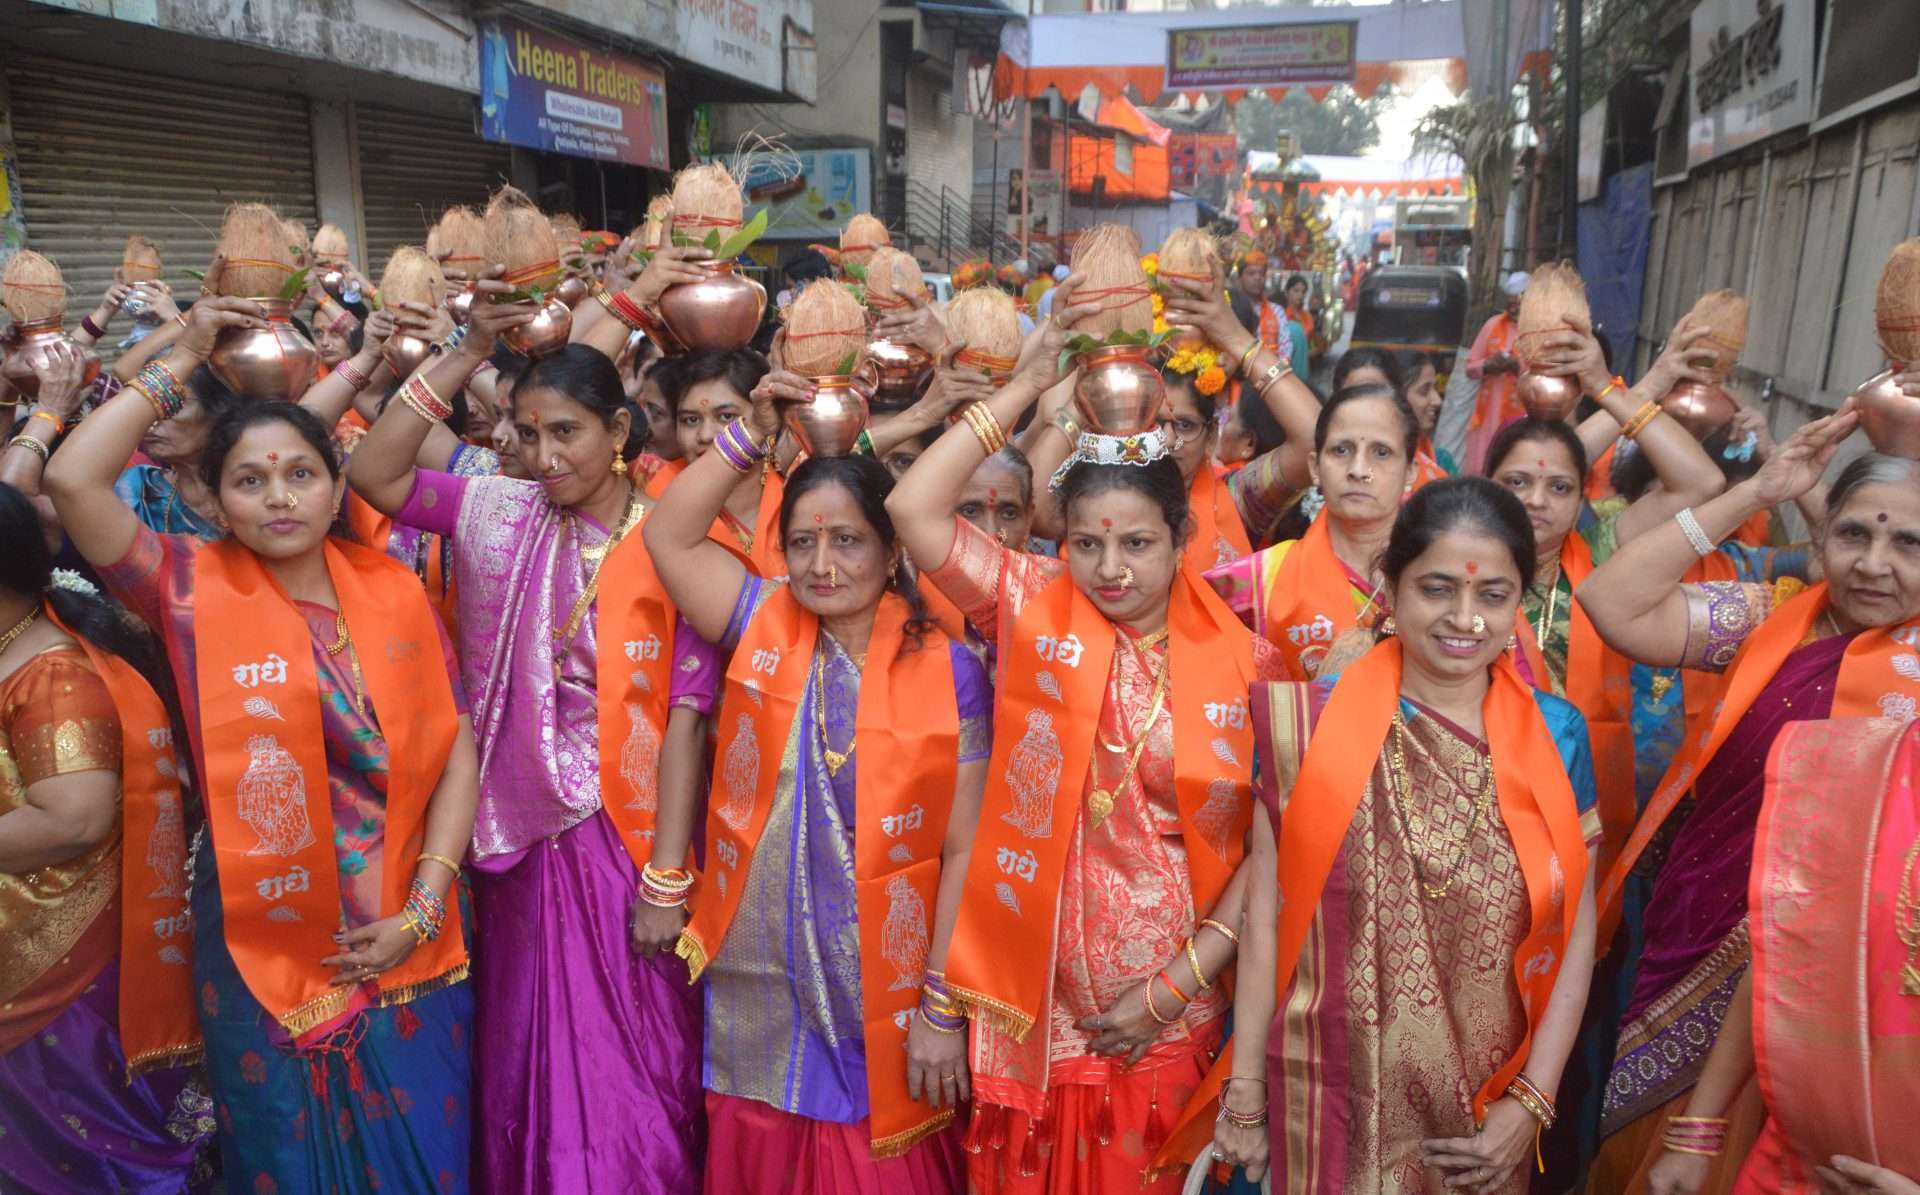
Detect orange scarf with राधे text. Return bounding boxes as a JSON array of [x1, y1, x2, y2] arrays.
[[1517, 532, 1635, 880], [1247, 514, 1380, 681], [1156, 640, 1589, 1171], [190, 536, 465, 1040], [676, 588, 961, 1156], [47, 606, 200, 1076], [1189, 464, 1252, 569], [944, 561, 1256, 1060], [591, 505, 683, 863], [1597, 581, 1920, 944], [646, 456, 788, 577], [343, 491, 460, 643]]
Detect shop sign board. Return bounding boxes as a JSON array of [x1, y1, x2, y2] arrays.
[[715, 147, 873, 241], [478, 18, 669, 168], [679, 0, 818, 102], [1687, 0, 1815, 168], [1166, 21, 1356, 90]]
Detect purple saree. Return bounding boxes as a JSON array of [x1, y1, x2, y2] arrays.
[[1600, 632, 1846, 1135], [399, 470, 720, 1193]]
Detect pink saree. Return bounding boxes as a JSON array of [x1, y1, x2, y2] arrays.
[[1739, 717, 1920, 1192]]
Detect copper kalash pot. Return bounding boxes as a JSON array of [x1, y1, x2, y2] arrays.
[[554, 275, 590, 309], [0, 317, 101, 400], [381, 327, 440, 378], [1516, 370, 1582, 421], [657, 261, 766, 351], [207, 299, 319, 402], [500, 296, 574, 359], [863, 336, 933, 408], [1071, 345, 1165, 436], [1661, 381, 1738, 438], [782, 373, 875, 458], [1851, 367, 1920, 458], [446, 284, 477, 328]]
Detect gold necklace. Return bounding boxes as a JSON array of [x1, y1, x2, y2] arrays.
[[0, 609, 38, 657], [814, 651, 857, 776], [553, 487, 643, 677], [1088, 638, 1171, 829], [1897, 833, 1920, 997], [323, 611, 367, 716], [1383, 710, 1496, 898], [1530, 565, 1563, 655]]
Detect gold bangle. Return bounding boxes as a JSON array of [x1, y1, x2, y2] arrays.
[[1199, 917, 1239, 945], [400, 389, 442, 426], [1184, 938, 1212, 992], [1595, 375, 1627, 404], [418, 852, 463, 878], [1622, 399, 1662, 440], [1143, 980, 1179, 1026], [961, 402, 1007, 455], [6, 435, 50, 464], [1235, 339, 1261, 376]]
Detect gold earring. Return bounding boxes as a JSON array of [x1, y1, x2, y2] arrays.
[[1381, 615, 1398, 636], [1506, 633, 1517, 651], [610, 454, 627, 476]]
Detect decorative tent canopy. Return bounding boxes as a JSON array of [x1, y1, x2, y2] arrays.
[[994, 0, 1471, 107]]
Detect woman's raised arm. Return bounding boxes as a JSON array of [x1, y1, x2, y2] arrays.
[[45, 296, 267, 567], [1578, 409, 1855, 667], [640, 372, 783, 645], [345, 284, 533, 516], [300, 305, 398, 427], [888, 294, 1085, 570]]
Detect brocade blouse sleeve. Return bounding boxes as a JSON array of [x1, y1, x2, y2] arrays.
[[668, 616, 724, 715], [394, 468, 470, 539], [950, 641, 993, 763], [2, 652, 122, 785], [1678, 579, 1800, 672], [925, 518, 1062, 645]]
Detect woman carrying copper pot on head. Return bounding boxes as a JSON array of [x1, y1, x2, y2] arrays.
[[887, 285, 1281, 1194]]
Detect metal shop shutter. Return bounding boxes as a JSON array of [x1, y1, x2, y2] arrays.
[[354, 105, 512, 277], [7, 54, 317, 338]]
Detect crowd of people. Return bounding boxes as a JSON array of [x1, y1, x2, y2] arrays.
[[0, 184, 1916, 1195]]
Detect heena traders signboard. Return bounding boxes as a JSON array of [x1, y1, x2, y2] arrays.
[[1166, 22, 1357, 91], [714, 147, 872, 241], [1686, 0, 1815, 169], [478, 19, 669, 169]]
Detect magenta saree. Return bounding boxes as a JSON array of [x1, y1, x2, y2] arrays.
[[398, 470, 718, 1193]]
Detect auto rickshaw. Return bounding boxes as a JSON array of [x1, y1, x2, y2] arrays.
[[1348, 265, 1469, 386]]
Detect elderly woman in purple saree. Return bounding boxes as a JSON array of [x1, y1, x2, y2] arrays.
[[388, 462, 720, 1193]]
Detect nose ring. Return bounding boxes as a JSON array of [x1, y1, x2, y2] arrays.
[[1471, 614, 1487, 635], [994, 527, 1009, 546], [549, 456, 561, 473], [281, 491, 299, 510], [1118, 565, 1135, 590], [827, 564, 839, 587]]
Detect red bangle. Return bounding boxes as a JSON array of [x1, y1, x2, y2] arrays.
[[1157, 968, 1191, 1006], [333, 360, 370, 391], [609, 290, 684, 353]]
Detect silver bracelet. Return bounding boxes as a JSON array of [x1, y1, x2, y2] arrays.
[[1675, 507, 1716, 558]]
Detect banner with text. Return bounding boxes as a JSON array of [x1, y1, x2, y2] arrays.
[[1686, 0, 1814, 168], [478, 19, 669, 169], [1166, 21, 1356, 90]]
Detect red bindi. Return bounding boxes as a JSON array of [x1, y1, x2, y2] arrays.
[[1101, 518, 1113, 528], [813, 513, 824, 524], [987, 487, 998, 500], [1537, 459, 1548, 470], [1465, 562, 1478, 574], [266, 452, 279, 463]]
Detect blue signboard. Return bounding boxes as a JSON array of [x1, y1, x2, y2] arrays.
[[479, 18, 670, 169]]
